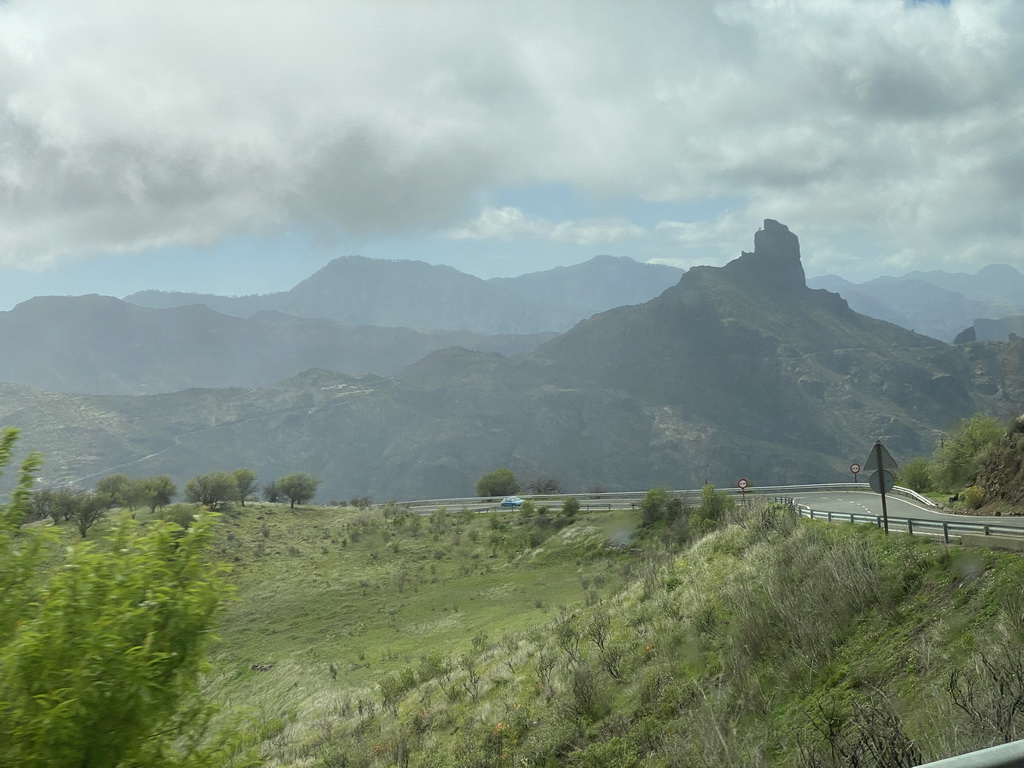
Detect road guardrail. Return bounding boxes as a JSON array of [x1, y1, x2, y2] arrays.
[[796, 504, 1024, 543]]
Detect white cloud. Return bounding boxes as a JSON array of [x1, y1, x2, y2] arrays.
[[446, 206, 644, 246], [0, 0, 1022, 277]]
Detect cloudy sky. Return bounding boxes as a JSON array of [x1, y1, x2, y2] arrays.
[[0, 0, 1020, 309]]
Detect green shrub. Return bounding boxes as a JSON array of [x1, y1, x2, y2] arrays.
[[961, 485, 986, 509], [158, 503, 199, 529]]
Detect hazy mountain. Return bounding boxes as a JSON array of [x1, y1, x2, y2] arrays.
[[955, 315, 1024, 343], [890, 264, 1024, 306], [7, 220, 1023, 502], [125, 254, 683, 335], [488, 254, 683, 316], [808, 266, 1024, 342], [0, 295, 554, 394]]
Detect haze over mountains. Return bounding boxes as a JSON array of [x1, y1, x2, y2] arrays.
[[3, 219, 1023, 502], [0, 255, 679, 395], [808, 265, 1024, 343], [125, 254, 684, 335], [0, 295, 555, 395]]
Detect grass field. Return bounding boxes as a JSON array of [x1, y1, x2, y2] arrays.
[[30, 491, 1024, 767], [198, 501, 640, 751]]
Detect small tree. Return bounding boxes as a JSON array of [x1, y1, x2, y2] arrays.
[[70, 491, 115, 538], [524, 476, 562, 494], [232, 468, 258, 507], [138, 475, 176, 513], [36, 487, 83, 524], [96, 474, 142, 512], [276, 472, 320, 508], [262, 481, 284, 503], [184, 471, 238, 509], [899, 457, 932, 493], [30, 489, 59, 522], [476, 468, 518, 498], [561, 496, 581, 522], [640, 488, 670, 526]]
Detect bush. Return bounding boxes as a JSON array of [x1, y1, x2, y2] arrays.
[[933, 414, 1003, 491], [158, 503, 199, 529], [639, 488, 670, 526], [561, 497, 581, 521], [899, 457, 933, 493], [690, 485, 733, 539], [0, 428, 237, 767], [476, 468, 518, 497], [961, 485, 986, 510]]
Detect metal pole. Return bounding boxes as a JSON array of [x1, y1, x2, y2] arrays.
[[876, 441, 890, 535]]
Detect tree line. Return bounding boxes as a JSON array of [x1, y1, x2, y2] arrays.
[[31, 467, 321, 537]]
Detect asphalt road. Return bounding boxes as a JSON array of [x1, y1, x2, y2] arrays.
[[791, 489, 1024, 538], [407, 488, 1024, 537], [791, 489, 1023, 525]]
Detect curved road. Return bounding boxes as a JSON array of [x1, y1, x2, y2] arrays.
[[792, 489, 1024, 528]]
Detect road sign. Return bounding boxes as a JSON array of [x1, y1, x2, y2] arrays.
[[869, 469, 895, 494], [737, 478, 748, 490], [863, 441, 898, 473], [864, 441, 898, 535], [850, 463, 861, 474]]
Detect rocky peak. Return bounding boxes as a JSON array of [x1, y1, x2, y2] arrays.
[[722, 219, 806, 293]]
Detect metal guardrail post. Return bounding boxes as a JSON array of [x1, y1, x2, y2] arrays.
[[943, 523, 950, 544]]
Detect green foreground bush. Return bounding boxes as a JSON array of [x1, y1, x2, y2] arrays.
[[0, 428, 259, 768]]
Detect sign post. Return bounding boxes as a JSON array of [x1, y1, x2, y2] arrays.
[[737, 478, 748, 502], [850, 463, 861, 483], [863, 441, 898, 535]]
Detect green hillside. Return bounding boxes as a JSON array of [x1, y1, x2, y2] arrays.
[[11, 463, 1024, 766], [197, 498, 1024, 765]]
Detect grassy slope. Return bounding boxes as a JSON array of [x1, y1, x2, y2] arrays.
[[200, 503, 636, 759], [40, 496, 1024, 766], [175, 498, 1024, 767]]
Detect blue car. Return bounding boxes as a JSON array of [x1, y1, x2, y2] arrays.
[[500, 496, 524, 508]]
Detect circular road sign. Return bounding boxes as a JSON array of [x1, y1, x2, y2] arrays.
[[737, 478, 749, 490], [869, 469, 896, 494], [850, 463, 861, 474]]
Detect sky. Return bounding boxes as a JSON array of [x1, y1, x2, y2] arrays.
[[0, 0, 1021, 310]]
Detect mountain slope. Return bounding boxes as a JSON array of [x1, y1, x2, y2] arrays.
[[126, 254, 684, 335], [535, 220, 972, 455], [488, 254, 683, 316], [126, 256, 581, 334], [808, 266, 1024, 342], [5, 221, 1023, 501], [0, 295, 554, 394]]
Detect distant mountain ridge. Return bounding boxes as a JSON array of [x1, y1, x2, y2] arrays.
[[6, 219, 1023, 502], [126, 254, 684, 335], [489, 254, 684, 313], [808, 266, 1024, 342], [0, 295, 555, 394]]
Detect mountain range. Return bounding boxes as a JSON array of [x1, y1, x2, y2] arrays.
[[808, 265, 1024, 342], [125, 254, 684, 335], [3, 219, 1022, 501], [0, 295, 554, 395]]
